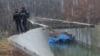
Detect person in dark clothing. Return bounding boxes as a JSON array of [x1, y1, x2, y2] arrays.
[[20, 7, 29, 32], [13, 9, 23, 33]]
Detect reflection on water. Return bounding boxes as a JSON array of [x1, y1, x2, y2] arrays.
[[50, 43, 100, 56]]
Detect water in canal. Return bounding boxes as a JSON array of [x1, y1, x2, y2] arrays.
[[50, 43, 100, 56]]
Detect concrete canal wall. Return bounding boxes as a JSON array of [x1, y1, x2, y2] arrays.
[[91, 24, 100, 51], [8, 27, 54, 56], [54, 28, 92, 46], [54, 25, 100, 52]]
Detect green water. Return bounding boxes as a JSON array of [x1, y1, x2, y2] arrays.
[[50, 44, 100, 56]]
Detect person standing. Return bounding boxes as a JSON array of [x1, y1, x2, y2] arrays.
[[20, 7, 29, 32], [13, 9, 23, 33]]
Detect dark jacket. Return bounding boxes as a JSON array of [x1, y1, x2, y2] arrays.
[[20, 10, 29, 21], [13, 12, 21, 22]]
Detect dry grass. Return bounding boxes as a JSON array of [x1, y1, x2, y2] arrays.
[[0, 38, 25, 56]]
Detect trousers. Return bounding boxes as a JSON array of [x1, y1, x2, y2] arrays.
[[22, 20, 28, 32], [15, 21, 23, 32]]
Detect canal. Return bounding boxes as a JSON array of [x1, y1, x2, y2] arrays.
[[50, 43, 100, 56]]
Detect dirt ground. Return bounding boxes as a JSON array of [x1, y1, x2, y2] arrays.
[[0, 38, 25, 56]]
